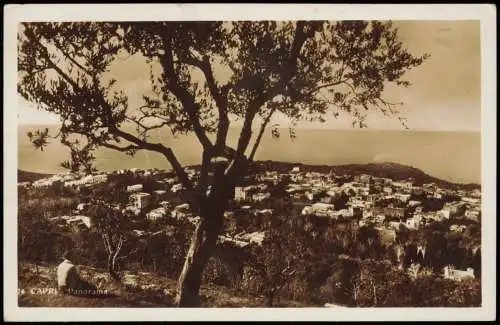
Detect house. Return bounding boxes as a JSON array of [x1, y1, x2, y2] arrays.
[[129, 192, 151, 210], [224, 211, 234, 219], [383, 187, 393, 195], [303, 202, 335, 217], [66, 215, 92, 230], [90, 174, 108, 185], [392, 181, 413, 189], [443, 266, 475, 281], [147, 207, 167, 221], [153, 190, 167, 201], [218, 235, 250, 248], [234, 186, 247, 201], [252, 192, 271, 202], [375, 206, 406, 219], [449, 224, 467, 232], [374, 214, 386, 224], [462, 197, 480, 205], [405, 214, 422, 230], [171, 203, 191, 219], [464, 210, 480, 222], [123, 205, 141, 216], [389, 221, 402, 230], [132, 229, 147, 237], [359, 174, 371, 184], [253, 209, 273, 216], [171, 183, 185, 193], [76, 203, 90, 211], [437, 209, 451, 220], [159, 201, 171, 209], [469, 189, 481, 198], [395, 193, 411, 203], [235, 231, 266, 246], [127, 184, 143, 193], [408, 200, 422, 207], [443, 202, 466, 215], [433, 192, 443, 199]]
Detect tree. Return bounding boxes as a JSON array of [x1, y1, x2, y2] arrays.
[[245, 225, 307, 307], [18, 21, 428, 306], [87, 201, 130, 281]]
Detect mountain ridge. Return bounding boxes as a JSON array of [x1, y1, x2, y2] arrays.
[[18, 161, 480, 190]]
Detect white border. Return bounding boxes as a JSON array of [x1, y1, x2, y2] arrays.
[[3, 3, 497, 322]]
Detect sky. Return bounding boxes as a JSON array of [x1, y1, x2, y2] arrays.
[[17, 20, 481, 132]]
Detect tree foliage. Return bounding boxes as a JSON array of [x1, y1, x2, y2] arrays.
[[18, 20, 429, 306]]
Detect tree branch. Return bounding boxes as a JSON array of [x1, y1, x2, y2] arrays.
[[248, 108, 278, 161], [110, 126, 193, 190], [236, 21, 310, 158], [158, 40, 214, 151], [101, 142, 139, 153]]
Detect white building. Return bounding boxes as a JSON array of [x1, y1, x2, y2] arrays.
[[437, 209, 451, 220], [153, 190, 167, 200], [171, 183, 185, 193], [147, 207, 167, 221], [252, 192, 271, 202], [462, 197, 480, 205], [405, 214, 422, 230], [449, 224, 467, 232], [443, 266, 475, 281], [395, 193, 411, 203], [129, 192, 151, 210], [408, 200, 422, 207], [127, 184, 143, 193], [234, 186, 247, 201], [76, 203, 89, 211], [464, 210, 480, 222], [303, 202, 335, 217], [235, 231, 266, 246], [171, 203, 191, 219]]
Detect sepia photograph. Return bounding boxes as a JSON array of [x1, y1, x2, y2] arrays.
[[4, 3, 496, 322]]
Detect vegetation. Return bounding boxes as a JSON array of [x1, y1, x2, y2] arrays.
[[18, 173, 481, 307]]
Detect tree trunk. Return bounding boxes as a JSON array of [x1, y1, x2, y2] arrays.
[[175, 207, 224, 307], [175, 155, 247, 307], [266, 292, 274, 307], [108, 254, 120, 281]]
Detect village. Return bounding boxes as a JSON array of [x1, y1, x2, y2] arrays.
[[19, 163, 482, 283]]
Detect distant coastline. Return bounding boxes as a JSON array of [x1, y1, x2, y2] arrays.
[[18, 125, 481, 185], [18, 160, 481, 191]]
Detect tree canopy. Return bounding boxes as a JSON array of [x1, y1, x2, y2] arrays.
[[19, 21, 428, 184]]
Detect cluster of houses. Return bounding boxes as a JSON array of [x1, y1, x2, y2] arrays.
[[22, 165, 481, 281], [27, 172, 108, 188]]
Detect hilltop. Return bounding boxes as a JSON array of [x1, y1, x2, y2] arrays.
[[251, 161, 481, 191], [20, 160, 481, 191]]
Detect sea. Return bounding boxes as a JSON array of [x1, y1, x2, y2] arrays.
[[17, 125, 481, 185]]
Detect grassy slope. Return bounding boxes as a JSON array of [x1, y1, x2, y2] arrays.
[[18, 262, 314, 308]]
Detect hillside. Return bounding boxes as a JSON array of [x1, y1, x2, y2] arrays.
[[18, 170, 53, 182], [252, 160, 481, 191]]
